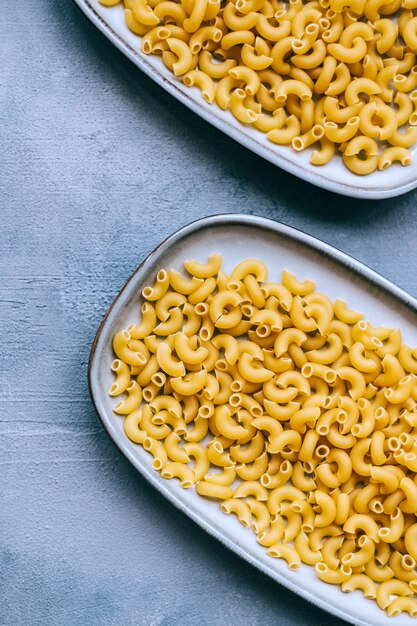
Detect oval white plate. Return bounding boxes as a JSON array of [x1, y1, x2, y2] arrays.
[[89, 214, 417, 626], [73, 0, 417, 199]]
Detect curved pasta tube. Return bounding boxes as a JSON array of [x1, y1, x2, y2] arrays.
[[214, 405, 248, 439], [256, 515, 285, 546], [328, 37, 367, 64], [350, 398, 374, 438], [344, 514, 379, 542], [261, 283, 292, 311], [274, 328, 307, 358], [263, 400, 300, 423], [184, 416, 210, 444], [403, 17, 417, 51], [227, 66, 261, 99], [263, 378, 299, 403], [292, 23, 320, 55], [181, 443, 209, 481], [359, 101, 397, 140], [251, 308, 283, 332], [153, 307, 184, 335], [184, 253, 222, 279], [323, 116, 360, 143], [142, 270, 170, 302], [142, 26, 171, 54], [113, 330, 147, 367], [251, 416, 283, 444], [275, 79, 313, 104], [198, 51, 237, 79], [163, 432, 190, 464], [310, 136, 335, 166], [404, 523, 417, 561], [281, 270, 315, 296], [196, 481, 233, 500], [292, 125, 324, 151], [129, 303, 157, 340], [385, 374, 415, 404], [267, 485, 306, 515], [151, 408, 186, 435], [267, 115, 301, 145], [233, 479, 268, 501], [174, 332, 208, 365], [315, 563, 352, 584], [188, 26, 222, 55], [399, 477, 417, 514], [254, 110, 287, 133], [161, 461, 195, 487], [124, 8, 152, 35], [261, 458, 293, 489], [129, 0, 160, 25], [241, 42, 273, 71], [376, 579, 413, 610], [229, 88, 259, 124], [289, 295, 318, 332], [156, 342, 185, 377], [220, 498, 253, 527], [113, 381, 143, 414], [386, 597, 417, 617], [267, 542, 301, 569], [149, 395, 182, 419], [183, 70, 216, 103], [378, 147, 412, 171], [341, 535, 376, 568], [109, 359, 131, 396], [322, 61, 350, 97], [302, 363, 337, 384], [268, 429, 302, 455], [386, 125, 417, 148], [374, 353, 404, 387], [238, 353, 274, 383], [124, 408, 147, 444], [290, 406, 320, 433], [171, 369, 208, 396], [323, 96, 361, 124], [342, 137, 379, 176], [378, 508, 405, 543], [314, 490, 337, 527], [212, 334, 239, 365], [143, 436, 168, 471], [306, 334, 343, 366], [236, 450, 268, 481], [341, 574, 377, 598], [205, 465, 236, 486], [247, 499, 270, 534], [209, 290, 243, 328], [155, 291, 187, 322], [182, 0, 208, 32]]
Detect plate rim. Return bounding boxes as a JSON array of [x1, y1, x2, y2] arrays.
[[72, 0, 417, 200], [89, 213, 417, 626]]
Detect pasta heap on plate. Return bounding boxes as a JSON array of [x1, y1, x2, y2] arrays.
[[109, 253, 417, 617], [99, 0, 417, 174]]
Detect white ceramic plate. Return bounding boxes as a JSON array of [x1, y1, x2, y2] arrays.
[[89, 214, 417, 626], [73, 0, 417, 199]]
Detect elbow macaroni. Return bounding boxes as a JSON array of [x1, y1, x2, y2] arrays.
[[109, 253, 417, 617], [100, 0, 417, 174]]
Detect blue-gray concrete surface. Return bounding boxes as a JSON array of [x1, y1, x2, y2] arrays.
[[1, 2, 417, 625]]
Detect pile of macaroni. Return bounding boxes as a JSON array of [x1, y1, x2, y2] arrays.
[[110, 254, 417, 617], [99, 0, 417, 174]]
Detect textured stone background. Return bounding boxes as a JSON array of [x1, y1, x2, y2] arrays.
[[2, 2, 417, 625]]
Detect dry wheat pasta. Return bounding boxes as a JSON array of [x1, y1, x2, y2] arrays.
[[110, 253, 417, 618], [100, 0, 417, 175]]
